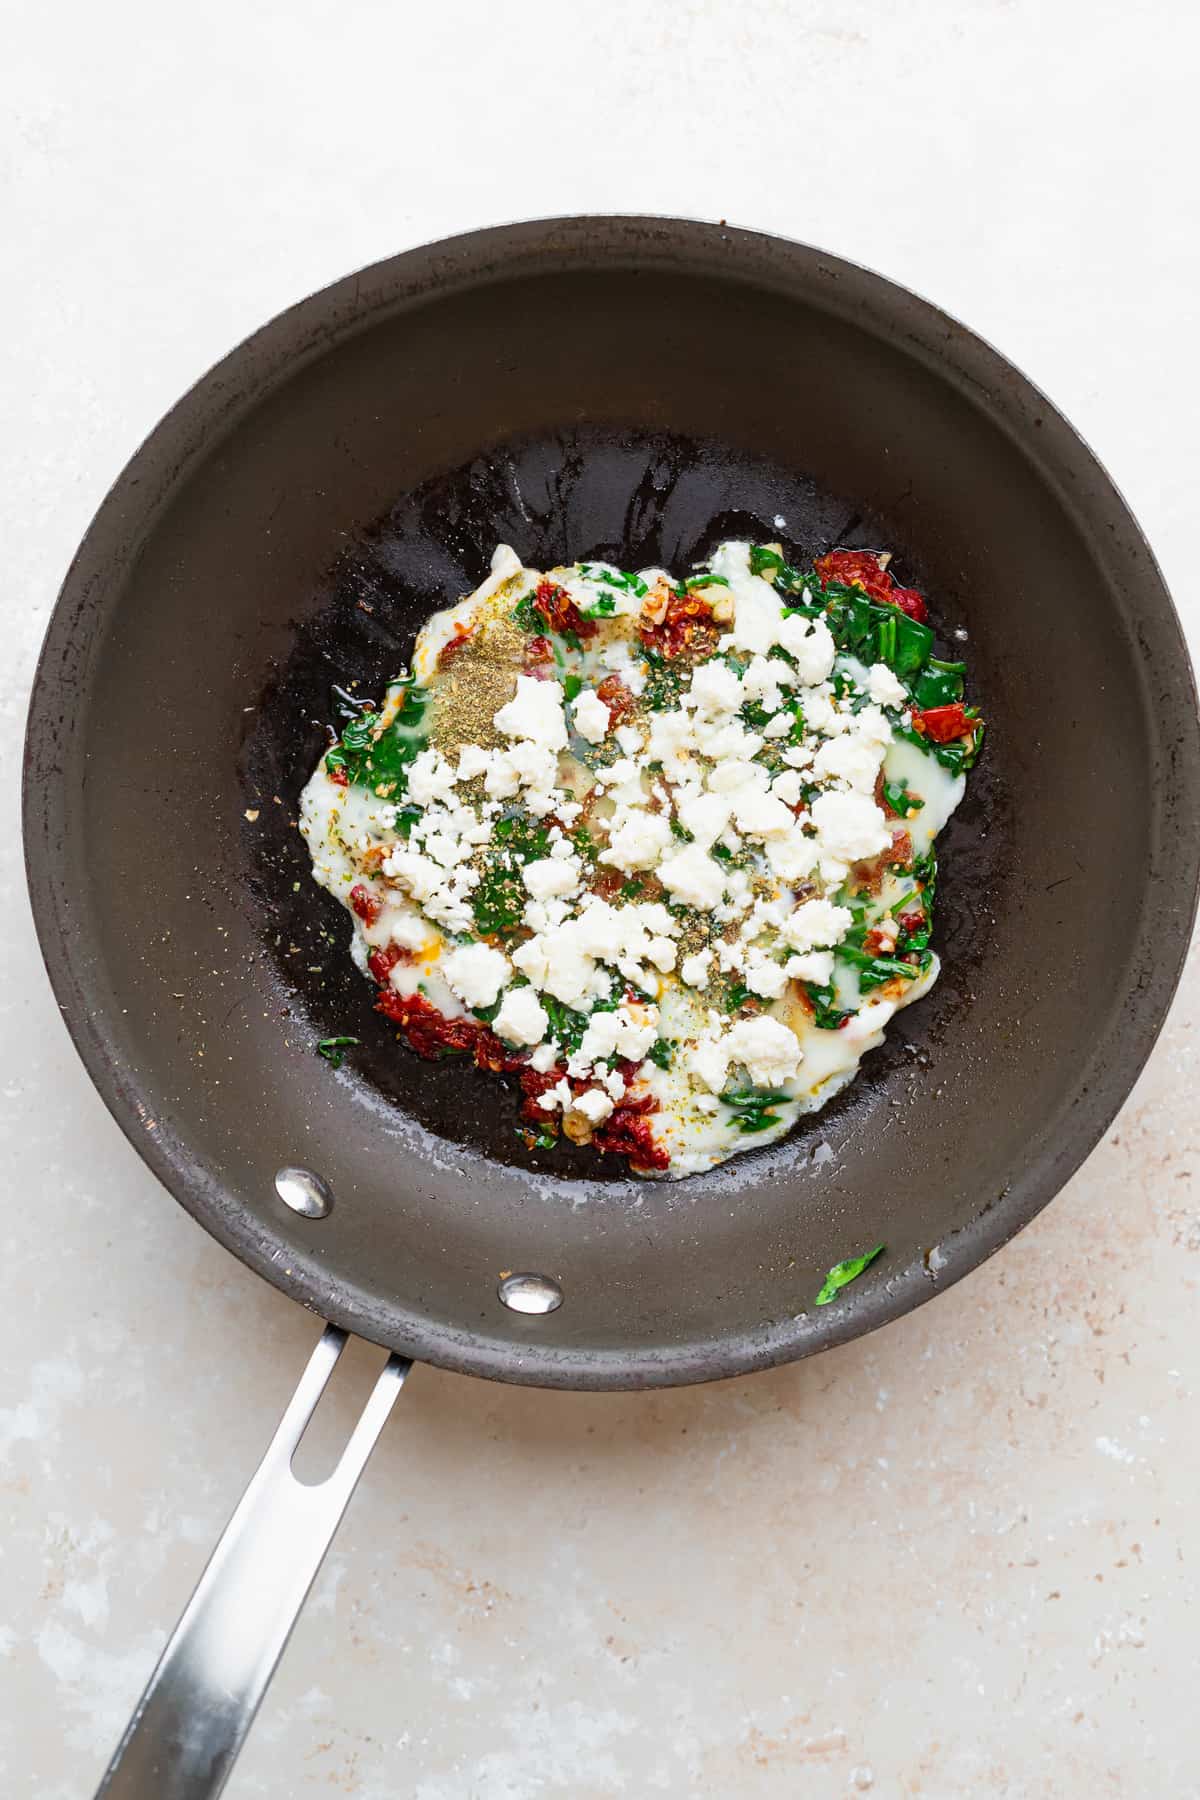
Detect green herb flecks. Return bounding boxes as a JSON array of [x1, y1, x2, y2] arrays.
[[804, 981, 852, 1030], [646, 1038, 674, 1070], [912, 658, 966, 710], [722, 1088, 792, 1133], [641, 646, 688, 711], [882, 778, 924, 817], [471, 811, 550, 938], [677, 571, 731, 594], [814, 1243, 885, 1306], [893, 720, 983, 775], [316, 1036, 359, 1069], [564, 673, 583, 702], [324, 680, 429, 797], [835, 941, 926, 991], [578, 563, 647, 598]]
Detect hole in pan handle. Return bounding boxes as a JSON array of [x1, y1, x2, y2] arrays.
[[93, 1325, 411, 1800]]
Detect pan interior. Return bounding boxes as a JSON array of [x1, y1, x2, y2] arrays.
[[25, 223, 1198, 1385]]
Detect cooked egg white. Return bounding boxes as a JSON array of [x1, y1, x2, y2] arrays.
[[300, 541, 975, 1179]]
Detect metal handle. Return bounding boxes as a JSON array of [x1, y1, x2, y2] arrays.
[[96, 1325, 411, 1800]]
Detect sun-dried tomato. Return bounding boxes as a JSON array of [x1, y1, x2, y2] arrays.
[[913, 702, 973, 743], [593, 1099, 669, 1171], [853, 827, 914, 893], [524, 633, 555, 671], [595, 674, 634, 723], [349, 883, 382, 926], [641, 591, 716, 658], [533, 579, 596, 640], [329, 765, 349, 787], [376, 990, 481, 1058], [367, 944, 413, 983], [815, 549, 928, 624], [888, 586, 928, 623]]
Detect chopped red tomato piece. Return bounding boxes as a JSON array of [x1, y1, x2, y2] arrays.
[[641, 591, 716, 658], [524, 633, 555, 671], [815, 548, 928, 624], [366, 944, 411, 984], [349, 883, 382, 925], [888, 585, 928, 623], [328, 765, 349, 787], [595, 674, 634, 723], [376, 990, 480, 1058], [913, 703, 973, 743], [533, 579, 596, 640], [593, 1096, 669, 1171]]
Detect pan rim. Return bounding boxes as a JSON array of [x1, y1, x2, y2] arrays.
[[22, 214, 1200, 1388]]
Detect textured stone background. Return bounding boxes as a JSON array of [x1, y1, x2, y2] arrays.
[[3, 2, 1198, 1793]]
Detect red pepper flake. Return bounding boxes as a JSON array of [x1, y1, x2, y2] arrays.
[[912, 702, 973, 743], [641, 591, 716, 658], [533, 579, 596, 640], [815, 549, 928, 624], [349, 883, 382, 925], [595, 673, 634, 723]]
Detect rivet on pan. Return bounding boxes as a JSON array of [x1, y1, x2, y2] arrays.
[[274, 1167, 334, 1220], [498, 1272, 563, 1315]]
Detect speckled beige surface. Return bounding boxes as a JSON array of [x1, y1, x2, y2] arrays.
[[3, 2, 1199, 1794]]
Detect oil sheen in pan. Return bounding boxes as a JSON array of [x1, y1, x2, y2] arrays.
[[239, 425, 1005, 1180]]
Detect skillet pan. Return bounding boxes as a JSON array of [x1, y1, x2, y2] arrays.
[[23, 216, 1200, 1796]]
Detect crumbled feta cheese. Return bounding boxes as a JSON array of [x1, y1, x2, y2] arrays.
[[733, 787, 795, 840], [442, 942, 511, 1008], [745, 957, 788, 999], [529, 1040, 561, 1073], [522, 857, 581, 901], [490, 986, 548, 1047], [781, 898, 854, 953], [656, 842, 728, 908], [689, 1033, 732, 1094], [573, 1087, 615, 1125], [782, 949, 835, 984], [600, 808, 672, 873], [537, 1078, 573, 1113], [383, 849, 444, 904], [493, 675, 568, 751], [724, 1015, 802, 1086], [615, 724, 643, 756], [406, 748, 459, 806], [810, 790, 890, 861], [867, 663, 908, 708], [680, 948, 712, 988], [455, 743, 490, 782], [688, 661, 743, 716], [812, 733, 886, 795], [572, 689, 611, 743]]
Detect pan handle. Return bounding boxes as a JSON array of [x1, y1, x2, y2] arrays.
[[95, 1325, 411, 1800]]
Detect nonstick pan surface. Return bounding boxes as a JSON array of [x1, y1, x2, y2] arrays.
[[23, 217, 1200, 1388]]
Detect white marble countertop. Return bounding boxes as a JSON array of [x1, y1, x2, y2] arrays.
[[4, 3, 1198, 1794]]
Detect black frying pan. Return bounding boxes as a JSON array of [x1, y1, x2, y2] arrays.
[[23, 218, 1200, 1797]]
